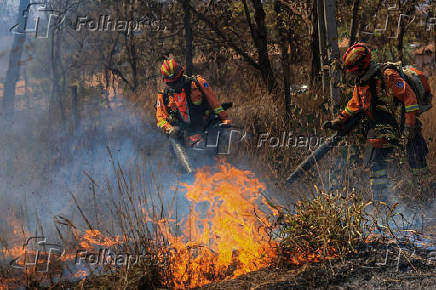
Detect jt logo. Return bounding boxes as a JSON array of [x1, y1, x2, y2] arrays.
[[196, 129, 246, 155], [362, 3, 435, 37], [10, 236, 64, 273], [9, 1, 65, 39]]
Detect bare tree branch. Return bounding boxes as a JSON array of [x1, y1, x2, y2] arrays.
[[179, 0, 260, 70]]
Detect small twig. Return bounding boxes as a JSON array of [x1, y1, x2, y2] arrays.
[[69, 191, 94, 231]]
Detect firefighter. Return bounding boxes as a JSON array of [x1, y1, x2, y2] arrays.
[[323, 43, 429, 200], [156, 59, 231, 139]]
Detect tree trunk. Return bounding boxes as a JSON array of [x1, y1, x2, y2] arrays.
[[183, 0, 193, 76], [242, 0, 277, 92], [24, 67, 29, 109], [183, 0, 275, 91], [433, 26, 436, 67], [124, 1, 138, 91], [348, 0, 360, 47], [72, 85, 80, 130], [104, 34, 119, 107], [397, 25, 405, 62], [124, 33, 138, 91], [2, 0, 30, 120], [252, 0, 277, 92], [323, 0, 341, 113], [317, 0, 327, 94], [432, 2, 436, 67], [274, 0, 291, 118], [311, 0, 321, 87], [396, 0, 405, 62], [182, 2, 261, 73], [396, 0, 417, 63], [49, 29, 65, 125]]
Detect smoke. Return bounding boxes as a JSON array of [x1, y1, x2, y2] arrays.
[[0, 93, 176, 244]]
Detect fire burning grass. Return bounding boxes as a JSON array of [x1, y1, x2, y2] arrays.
[[1, 161, 279, 289], [2, 160, 424, 289], [77, 161, 279, 288], [158, 161, 278, 288]]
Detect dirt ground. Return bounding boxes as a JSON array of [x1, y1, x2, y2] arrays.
[[201, 242, 436, 290], [201, 205, 436, 290]]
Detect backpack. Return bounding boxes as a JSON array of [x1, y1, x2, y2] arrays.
[[158, 75, 212, 126], [381, 62, 433, 114], [160, 75, 203, 106]]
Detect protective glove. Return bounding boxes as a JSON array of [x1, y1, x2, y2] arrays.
[[167, 126, 183, 138], [403, 126, 416, 141], [322, 118, 344, 131]]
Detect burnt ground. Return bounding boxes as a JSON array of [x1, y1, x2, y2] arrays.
[[200, 191, 436, 290], [201, 242, 436, 290]]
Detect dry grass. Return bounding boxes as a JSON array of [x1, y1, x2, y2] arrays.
[[0, 151, 417, 289], [274, 188, 369, 267], [58, 160, 401, 289], [273, 186, 419, 271], [53, 151, 176, 289]]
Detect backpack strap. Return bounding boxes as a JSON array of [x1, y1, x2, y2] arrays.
[[162, 88, 170, 106], [184, 77, 193, 111], [184, 75, 213, 111], [366, 67, 400, 132], [185, 75, 205, 97]]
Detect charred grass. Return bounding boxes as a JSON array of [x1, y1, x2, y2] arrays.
[[202, 190, 436, 290], [201, 241, 436, 289]]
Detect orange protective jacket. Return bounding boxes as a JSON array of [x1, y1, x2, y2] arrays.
[[156, 75, 229, 133], [338, 68, 419, 127]]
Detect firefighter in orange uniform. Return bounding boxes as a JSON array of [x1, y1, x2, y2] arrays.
[[156, 59, 231, 140], [323, 43, 430, 200]]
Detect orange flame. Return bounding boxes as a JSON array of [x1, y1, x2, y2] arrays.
[[79, 229, 120, 249], [2, 161, 340, 289], [159, 161, 278, 288], [0, 216, 29, 259]]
